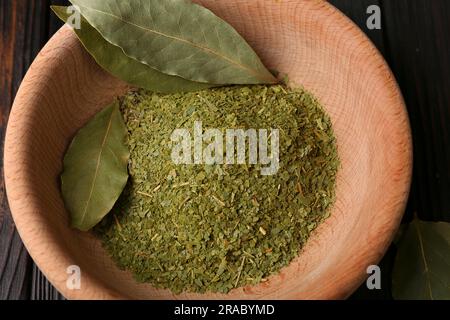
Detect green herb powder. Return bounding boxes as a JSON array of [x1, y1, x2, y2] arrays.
[[96, 85, 339, 294]]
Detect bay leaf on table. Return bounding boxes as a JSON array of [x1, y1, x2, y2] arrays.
[[68, 0, 277, 85], [392, 219, 450, 300], [61, 102, 130, 231], [51, 6, 212, 93]]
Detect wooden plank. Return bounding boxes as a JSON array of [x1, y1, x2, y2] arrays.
[[0, 0, 35, 300], [1, 0, 449, 300], [31, 264, 64, 300], [382, 0, 450, 222], [0, 0, 68, 300]]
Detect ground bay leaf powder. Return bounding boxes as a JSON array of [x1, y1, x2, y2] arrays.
[[96, 85, 339, 294]]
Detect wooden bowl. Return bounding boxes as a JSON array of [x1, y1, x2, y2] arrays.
[[4, 0, 412, 299]]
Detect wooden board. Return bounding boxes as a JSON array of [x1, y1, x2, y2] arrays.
[[3, 0, 411, 299], [0, 0, 449, 300]]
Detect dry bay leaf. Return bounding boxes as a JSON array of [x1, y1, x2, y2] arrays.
[[61, 102, 130, 231], [52, 6, 212, 93], [69, 0, 277, 85], [392, 219, 450, 300]]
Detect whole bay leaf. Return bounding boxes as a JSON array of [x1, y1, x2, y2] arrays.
[[51, 6, 212, 93], [68, 0, 277, 85], [61, 102, 130, 231], [392, 219, 450, 300]]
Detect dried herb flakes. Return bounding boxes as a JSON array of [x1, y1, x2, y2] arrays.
[[96, 85, 339, 294]]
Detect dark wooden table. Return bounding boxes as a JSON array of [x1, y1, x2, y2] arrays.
[[1, 0, 449, 300]]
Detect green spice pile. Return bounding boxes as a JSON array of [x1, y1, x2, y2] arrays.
[[96, 85, 339, 294]]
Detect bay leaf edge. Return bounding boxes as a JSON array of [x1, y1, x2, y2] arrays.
[[61, 102, 130, 231], [51, 6, 213, 93]]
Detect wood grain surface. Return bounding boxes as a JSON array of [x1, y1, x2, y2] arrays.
[[0, 0, 449, 300], [3, 0, 411, 300], [0, 0, 67, 300]]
